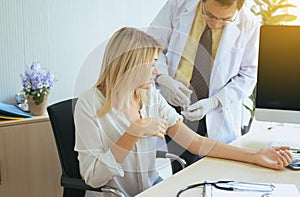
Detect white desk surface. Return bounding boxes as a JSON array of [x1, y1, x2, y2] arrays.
[[137, 120, 300, 197]]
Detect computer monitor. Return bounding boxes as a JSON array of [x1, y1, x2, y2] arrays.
[[255, 25, 300, 124]]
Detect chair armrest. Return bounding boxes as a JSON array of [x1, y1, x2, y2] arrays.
[[156, 150, 186, 170], [61, 176, 125, 197]]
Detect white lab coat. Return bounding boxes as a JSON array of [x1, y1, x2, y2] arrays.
[[148, 0, 260, 143]]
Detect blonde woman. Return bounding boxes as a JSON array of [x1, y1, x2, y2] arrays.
[[74, 27, 292, 197]]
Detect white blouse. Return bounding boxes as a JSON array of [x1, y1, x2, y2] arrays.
[[74, 86, 182, 197]]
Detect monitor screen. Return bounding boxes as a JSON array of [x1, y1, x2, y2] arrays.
[[255, 25, 300, 124]]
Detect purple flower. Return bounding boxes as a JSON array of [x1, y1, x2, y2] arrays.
[[20, 62, 56, 104]]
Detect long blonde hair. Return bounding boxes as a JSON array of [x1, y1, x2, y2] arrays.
[[95, 27, 163, 116]]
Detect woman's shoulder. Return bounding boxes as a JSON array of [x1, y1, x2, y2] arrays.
[[78, 87, 101, 99], [77, 87, 104, 107]]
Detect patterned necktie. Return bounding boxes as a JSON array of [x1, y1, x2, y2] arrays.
[[190, 25, 212, 102]]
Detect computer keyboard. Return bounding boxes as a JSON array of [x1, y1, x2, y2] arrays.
[[271, 141, 300, 166]]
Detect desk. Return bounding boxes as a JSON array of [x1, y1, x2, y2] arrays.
[[0, 116, 63, 197], [137, 120, 300, 197]]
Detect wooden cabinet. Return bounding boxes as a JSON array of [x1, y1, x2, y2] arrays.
[[0, 116, 63, 197]]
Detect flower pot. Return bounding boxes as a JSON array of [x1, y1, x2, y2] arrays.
[[28, 95, 49, 116]]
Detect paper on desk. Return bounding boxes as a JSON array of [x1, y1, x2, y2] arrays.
[[204, 183, 300, 197]]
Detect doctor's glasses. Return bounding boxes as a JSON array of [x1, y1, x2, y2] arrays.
[[201, 3, 238, 24]]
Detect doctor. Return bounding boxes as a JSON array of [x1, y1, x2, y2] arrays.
[[148, 0, 259, 171]]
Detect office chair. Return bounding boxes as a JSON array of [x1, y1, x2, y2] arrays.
[[47, 98, 186, 197]]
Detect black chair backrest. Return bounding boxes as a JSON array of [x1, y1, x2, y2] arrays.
[[47, 98, 79, 179]]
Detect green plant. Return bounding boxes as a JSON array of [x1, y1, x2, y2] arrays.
[[244, 86, 256, 118], [251, 0, 297, 25]]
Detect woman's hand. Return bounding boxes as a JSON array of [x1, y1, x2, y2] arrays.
[[126, 117, 168, 139], [253, 146, 293, 170]]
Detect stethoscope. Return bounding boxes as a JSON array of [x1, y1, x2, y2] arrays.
[[176, 180, 275, 197]]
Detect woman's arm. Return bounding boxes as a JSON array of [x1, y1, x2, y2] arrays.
[[110, 133, 139, 163], [167, 120, 293, 170], [111, 117, 167, 163]]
